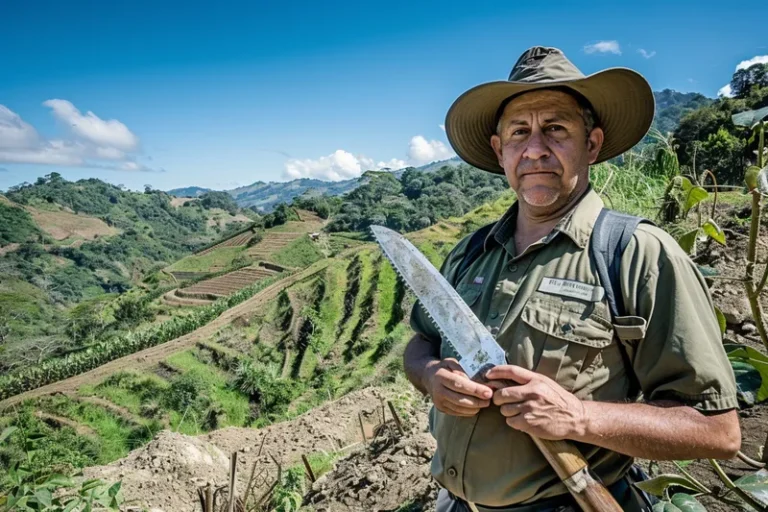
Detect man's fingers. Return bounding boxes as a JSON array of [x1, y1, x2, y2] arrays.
[[437, 401, 482, 417], [492, 383, 535, 406], [485, 364, 537, 384], [442, 388, 490, 409], [499, 402, 528, 418], [443, 372, 493, 400]]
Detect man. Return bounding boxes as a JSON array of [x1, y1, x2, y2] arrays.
[[405, 46, 741, 512]]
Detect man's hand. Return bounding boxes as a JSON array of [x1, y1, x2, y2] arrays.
[[425, 358, 493, 417], [485, 364, 587, 440]]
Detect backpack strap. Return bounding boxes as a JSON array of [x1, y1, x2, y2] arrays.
[[589, 208, 652, 398], [455, 222, 497, 285]]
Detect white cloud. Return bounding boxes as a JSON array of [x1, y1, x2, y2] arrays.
[[407, 136, 454, 165], [282, 135, 456, 181], [43, 99, 139, 151], [737, 55, 768, 71], [717, 55, 768, 98], [0, 105, 40, 150], [583, 41, 621, 55], [0, 102, 157, 172], [638, 49, 656, 59], [718, 84, 734, 98]]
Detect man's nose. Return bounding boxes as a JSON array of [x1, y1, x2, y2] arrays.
[[521, 130, 550, 160]]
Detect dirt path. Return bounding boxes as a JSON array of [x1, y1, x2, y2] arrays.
[[0, 245, 371, 410]]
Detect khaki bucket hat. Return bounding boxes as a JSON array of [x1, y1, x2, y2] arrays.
[[445, 46, 655, 174]]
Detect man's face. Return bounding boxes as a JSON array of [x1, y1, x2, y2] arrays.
[[490, 89, 603, 215]]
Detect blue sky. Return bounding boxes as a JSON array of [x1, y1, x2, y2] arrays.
[[1, 0, 766, 192]]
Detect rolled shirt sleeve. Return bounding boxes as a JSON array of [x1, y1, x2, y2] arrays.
[[621, 225, 739, 412]]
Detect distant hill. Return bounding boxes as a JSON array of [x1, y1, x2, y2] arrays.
[[167, 157, 465, 213], [652, 89, 713, 135], [166, 186, 212, 198]]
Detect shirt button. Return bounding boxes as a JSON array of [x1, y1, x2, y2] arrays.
[[508, 263, 518, 272], [490, 311, 499, 319], [447, 467, 458, 478], [490, 327, 499, 335]]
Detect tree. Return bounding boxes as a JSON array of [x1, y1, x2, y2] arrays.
[[731, 63, 768, 99]]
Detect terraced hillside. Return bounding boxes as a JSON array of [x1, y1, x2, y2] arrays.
[[197, 228, 256, 256], [168, 265, 280, 304]]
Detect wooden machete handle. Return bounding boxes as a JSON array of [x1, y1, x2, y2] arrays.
[[479, 375, 623, 512]]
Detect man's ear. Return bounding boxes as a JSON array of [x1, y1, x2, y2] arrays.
[[586, 127, 604, 164], [490, 134, 504, 166]]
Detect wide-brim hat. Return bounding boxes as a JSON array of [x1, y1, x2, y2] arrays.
[[445, 46, 655, 174]]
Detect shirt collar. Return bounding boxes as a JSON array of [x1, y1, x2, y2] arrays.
[[487, 185, 604, 251]]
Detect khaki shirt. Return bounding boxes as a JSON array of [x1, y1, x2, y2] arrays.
[[410, 187, 738, 507]]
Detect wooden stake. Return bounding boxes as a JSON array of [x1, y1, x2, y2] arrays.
[[302, 454, 316, 482], [762, 432, 768, 463], [205, 484, 213, 512], [358, 412, 367, 445], [387, 401, 405, 436], [227, 452, 238, 512]]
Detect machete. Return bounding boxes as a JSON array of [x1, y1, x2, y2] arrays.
[[370, 224, 622, 512]]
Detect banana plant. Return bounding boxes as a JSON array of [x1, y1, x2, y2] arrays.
[[0, 426, 123, 511]]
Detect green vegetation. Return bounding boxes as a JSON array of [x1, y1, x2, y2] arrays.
[[0, 273, 285, 400], [199, 190, 239, 215], [167, 246, 250, 272], [271, 236, 325, 268], [0, 202, 42, 247], [326, 166, 507, 233]]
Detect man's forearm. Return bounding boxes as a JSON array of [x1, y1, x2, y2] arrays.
[[403, 334, 440, 395], [575, 400, 740, 460]]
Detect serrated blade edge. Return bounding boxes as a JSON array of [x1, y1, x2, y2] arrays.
[[369, 225, 506, 378]]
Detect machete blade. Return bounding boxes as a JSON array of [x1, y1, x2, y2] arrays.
[[370, 225, 506, 379]]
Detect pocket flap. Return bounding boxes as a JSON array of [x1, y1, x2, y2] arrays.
[[522, 293, 613, 349]]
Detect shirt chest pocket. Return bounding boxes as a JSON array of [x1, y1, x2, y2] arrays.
[[520, 292, 618, 399]]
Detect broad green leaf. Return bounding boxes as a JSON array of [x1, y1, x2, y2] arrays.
[[701, 219, 726, 245], [0, 426, 18, 445], [714, 307, 727, 334], [80, 478, 104, 492], [731, 360, 761, 407], [746, 166, 762, 191], [758, 167, 768, 195], [732, 107, 768, 128], [635, 474, 705, 497], [33, 488, 52, 507], [44, 474, 75, 488], [734, 469, 768, 507], [726, 344, 768, 403], [674, 460, 695, 469], [684, 186, 708, 214], [107, 481, 122, 498], [670, 493, 707, 511], [678, 229, 700, 255], [679, 176, 693, 193]]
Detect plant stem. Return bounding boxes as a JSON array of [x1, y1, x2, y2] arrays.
[[673, 461, 712, 494], [745, 190, 768, 350], [737, 450, 766, 469], [709, 459, 768, 512]]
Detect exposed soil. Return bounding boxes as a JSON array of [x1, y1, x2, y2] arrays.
[[81, 386, 421, 512], [26, 205, 119, 241]]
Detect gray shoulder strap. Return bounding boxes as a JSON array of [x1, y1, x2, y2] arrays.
[[590, 208, 648, 318]]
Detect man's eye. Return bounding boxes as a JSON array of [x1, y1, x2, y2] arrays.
[[512, 129, 528, 136], [546, 125, 565, 132]]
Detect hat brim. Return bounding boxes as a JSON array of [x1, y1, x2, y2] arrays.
[[445, 68, 655, 174]]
